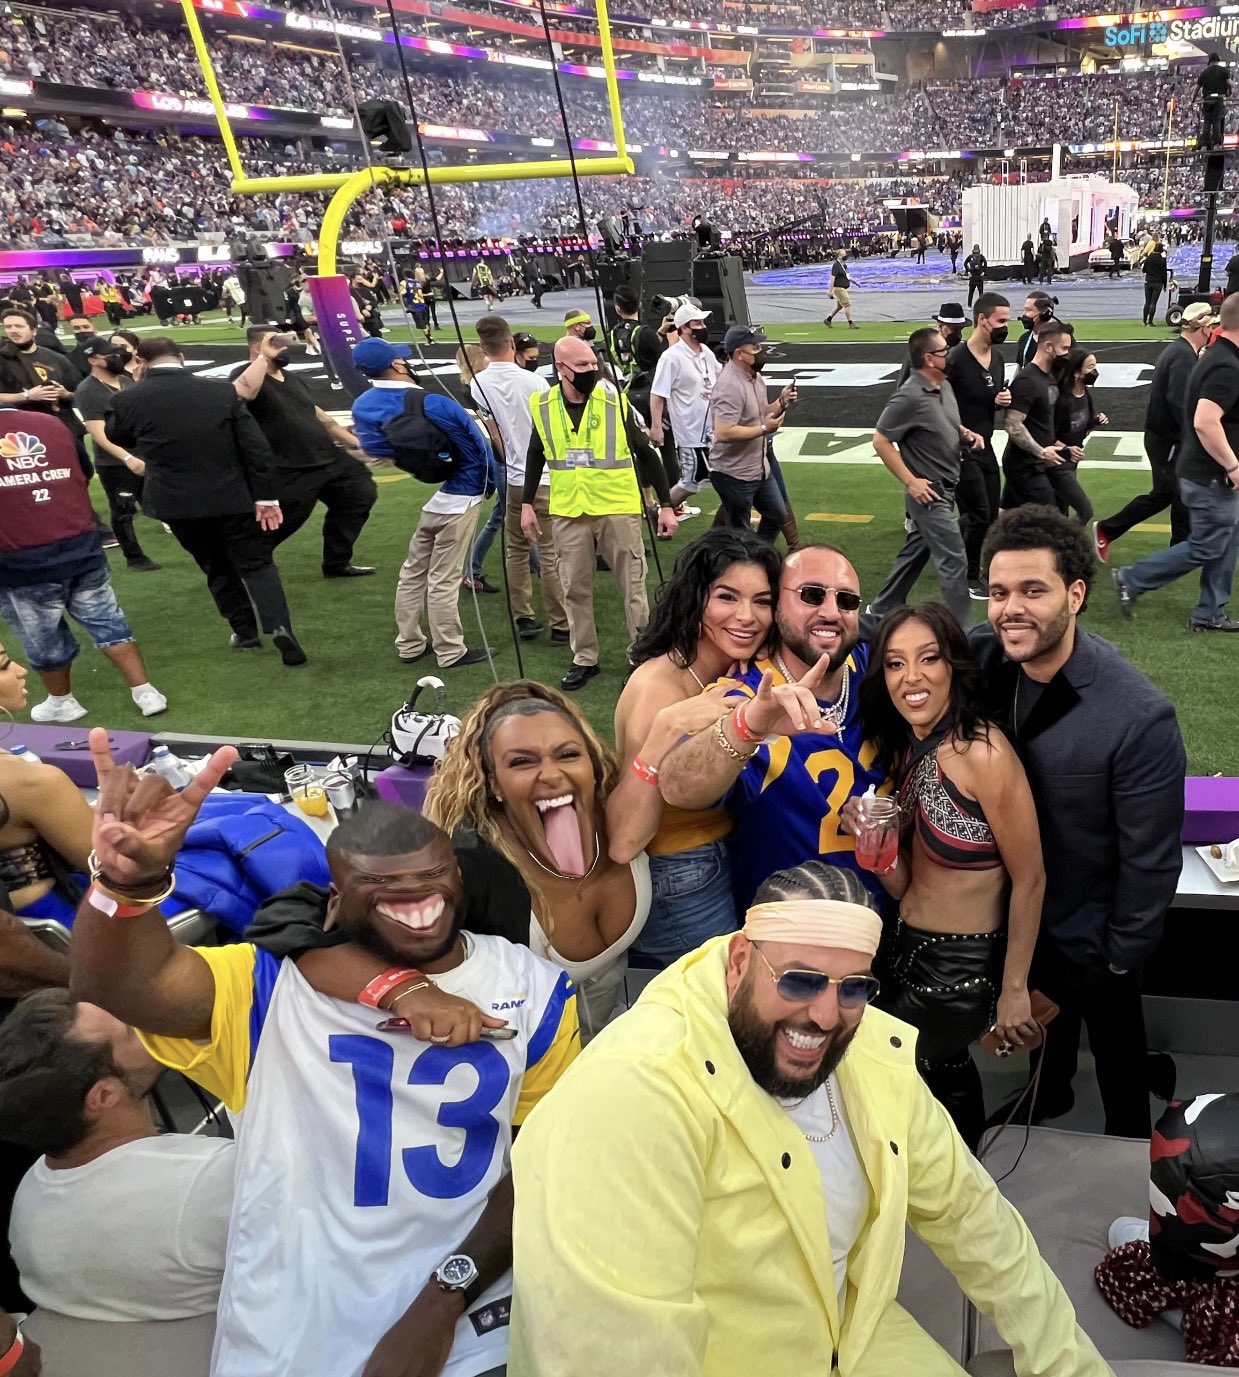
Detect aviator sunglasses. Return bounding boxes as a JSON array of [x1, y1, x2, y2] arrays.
[[783, 583, 863, 612], [752, 945, 880, 1009]]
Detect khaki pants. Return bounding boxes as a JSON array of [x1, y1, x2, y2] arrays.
[[505, 487, 568, 633], [552, 513, 648, 667], [394, 505, 478, 665]]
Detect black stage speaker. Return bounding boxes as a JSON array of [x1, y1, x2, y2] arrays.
[[640, 240, 694, 324], [692, 255, 750, 340], [1205, 152, 1226, 193], [598, 257, 642, 333]]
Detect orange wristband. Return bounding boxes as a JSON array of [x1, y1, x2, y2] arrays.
[[0, 1331, 25, 1377], [630, 757, 660, 786], [359, 968, 425, 1008]]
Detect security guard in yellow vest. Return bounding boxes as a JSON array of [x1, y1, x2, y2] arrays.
[[521, 335, 678, 691]]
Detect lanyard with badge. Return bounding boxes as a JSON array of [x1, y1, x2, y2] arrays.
[[558, 388, 596, 469]]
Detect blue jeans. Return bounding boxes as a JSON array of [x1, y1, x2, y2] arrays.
[[0, 562, 133, 671], [712, 469, 787, 543], [1121, 476, 1239, 625], [470, 467, 540, 579], [632, 840, 739, 969]]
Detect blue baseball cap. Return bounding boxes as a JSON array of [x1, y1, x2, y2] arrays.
[[352, 338, 412, 376]]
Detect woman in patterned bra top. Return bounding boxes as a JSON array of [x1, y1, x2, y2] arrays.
[[858, 602, 1046, 1148]]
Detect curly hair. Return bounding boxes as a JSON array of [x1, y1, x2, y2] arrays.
[[628, 529, 781, 669], [422, 681, 618, 934], [980, 503, 1095, 611], [859, 602, 991, 772]]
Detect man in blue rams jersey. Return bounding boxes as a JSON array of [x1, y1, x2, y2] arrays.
[[660, 543, 887, 909], [71, 734, 579, 1377]]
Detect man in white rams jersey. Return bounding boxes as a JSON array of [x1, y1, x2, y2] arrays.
[[70, 732, 580, 1377]]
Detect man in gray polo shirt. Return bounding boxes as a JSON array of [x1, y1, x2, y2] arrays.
[[708, 325, 796, 541], [867, 325, 985, 626]]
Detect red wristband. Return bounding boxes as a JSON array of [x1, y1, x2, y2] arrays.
[[630, 756, 660, 786], [359, 967, 425, 1008], [0, 1331, 25, 1377], [732, 702, 763, 745]]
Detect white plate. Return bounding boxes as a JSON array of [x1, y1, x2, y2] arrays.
[[1196, 845, 1239, 884]]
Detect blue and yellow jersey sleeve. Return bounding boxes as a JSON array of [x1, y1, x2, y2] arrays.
[[137, 943, 281, 1114], [515, 969, 580, 1127]]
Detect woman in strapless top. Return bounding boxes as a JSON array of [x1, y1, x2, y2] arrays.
[[858, 602, 1045, 1147]]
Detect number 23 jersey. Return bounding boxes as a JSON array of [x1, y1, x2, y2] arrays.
[[139, 935, 579, 1377]]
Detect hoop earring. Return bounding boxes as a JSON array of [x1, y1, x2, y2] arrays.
[[0, 706, 12, 746]]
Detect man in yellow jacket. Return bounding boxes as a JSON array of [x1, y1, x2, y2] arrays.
[[510, 862, 1113, 1377]]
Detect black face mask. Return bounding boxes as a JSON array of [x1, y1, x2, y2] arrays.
[[1018, 314, 1035, 331], [690, 327, 710, 345], [1083, 370, 1099, 386], [751, 354, 767, 373], [941, 327, 963, 348], [989, 325, 1009, 345], [271, 349, 291, 368], [569, 368, 598, 397], [581, 325, 596, 342], [519, 356, 540, 371], [103, 353, 127, 374]]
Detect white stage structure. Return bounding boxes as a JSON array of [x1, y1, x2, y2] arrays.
[[962, 169, 1139, 273]]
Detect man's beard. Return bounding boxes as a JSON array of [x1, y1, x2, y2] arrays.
[[778, 619, 858, 676], [999, 596, 1071, 665], [728, 974, 857, 1100], [336, 904, 461, 967]]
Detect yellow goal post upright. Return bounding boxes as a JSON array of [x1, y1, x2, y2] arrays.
[[178, 0, 633, 385]]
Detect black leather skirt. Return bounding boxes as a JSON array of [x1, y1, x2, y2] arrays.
[[878, 919, 1004, 1066]]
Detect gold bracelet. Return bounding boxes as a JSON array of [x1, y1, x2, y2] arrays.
[[714, 714, 757, 763], [390, 980, 432, 1008], [87, 851, 177, 906]]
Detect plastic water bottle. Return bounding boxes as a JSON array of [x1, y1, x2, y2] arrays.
[[8, 744, 41, 765], [148, 745, 191, 791]]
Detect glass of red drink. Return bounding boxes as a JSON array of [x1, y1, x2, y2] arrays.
[[854, 796, 900, 874]]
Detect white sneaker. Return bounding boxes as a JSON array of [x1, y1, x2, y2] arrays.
[[30, 695, 87, 724], [1108, 1216, 1148, 1250], [674, 504, 702, 520], [133, 686, 168, 717]]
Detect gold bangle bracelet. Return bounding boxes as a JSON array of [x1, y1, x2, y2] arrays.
[[389, 980, 432, 1008], [714, 714, 757, 763]]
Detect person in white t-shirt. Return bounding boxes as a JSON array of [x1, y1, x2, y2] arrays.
[[650, 303, 722, 513], [473, 315, 568, 646], [0, 989, 233, 1322], [71, 736, 581, 1377]]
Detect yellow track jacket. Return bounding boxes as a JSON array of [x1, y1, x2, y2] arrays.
[[509, 934, 1113, 1377]]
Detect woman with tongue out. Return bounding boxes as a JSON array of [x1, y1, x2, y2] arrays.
[[423, 682, 650, 1041], [610, 529, 782, 968]]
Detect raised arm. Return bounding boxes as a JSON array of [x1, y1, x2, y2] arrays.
[[69, 729, 237, 1039]]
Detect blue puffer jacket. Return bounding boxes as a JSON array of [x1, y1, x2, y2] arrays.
[[162, 794, 330, 937]]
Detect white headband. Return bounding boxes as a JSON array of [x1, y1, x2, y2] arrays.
[[743, 899, 883, 958]]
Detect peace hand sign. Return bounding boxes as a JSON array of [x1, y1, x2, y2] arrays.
[[90, 728, 238, 887], [743, 653, 840, 739]]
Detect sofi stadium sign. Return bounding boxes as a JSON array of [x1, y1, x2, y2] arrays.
[[1102, 11, 1239, 44]]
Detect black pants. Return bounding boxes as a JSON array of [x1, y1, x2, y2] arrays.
[[1098, 431, 1190, 547], [96, 464, 151, 565], [967, 275, 985, 305], [958, 446, 1000, 581], [1027, 939, 1151, 1139], [1143, 280, 1164, 325], [1203, 98, 1226, 149], [1048, 463, 1093, 524], [1001, 455, 1057, 510], [271, 456, 377, 573], [426, 295, 440, 328], [167, 512, 293, 639], [712, 469, 786, 542], [1022, 260, 1035, 285], [104, 302, 125, 327]]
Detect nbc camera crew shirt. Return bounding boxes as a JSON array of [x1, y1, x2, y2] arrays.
[[875, 372, 963, 488]]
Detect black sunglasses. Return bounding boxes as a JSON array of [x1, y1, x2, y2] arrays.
[[784, 583, 862, 612], [753, 945, 880, 1008]]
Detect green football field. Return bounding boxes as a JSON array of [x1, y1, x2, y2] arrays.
[[58, 451, 1234, 776]]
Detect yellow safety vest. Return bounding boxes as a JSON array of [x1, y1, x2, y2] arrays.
[[530, 384, 640, 518]]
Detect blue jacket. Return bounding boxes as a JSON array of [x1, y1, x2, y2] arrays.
[[162, 794, 331, 937], [352, 382, 495, 498]]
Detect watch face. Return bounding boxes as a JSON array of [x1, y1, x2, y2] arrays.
[[439, 1255, 476, 1287]]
